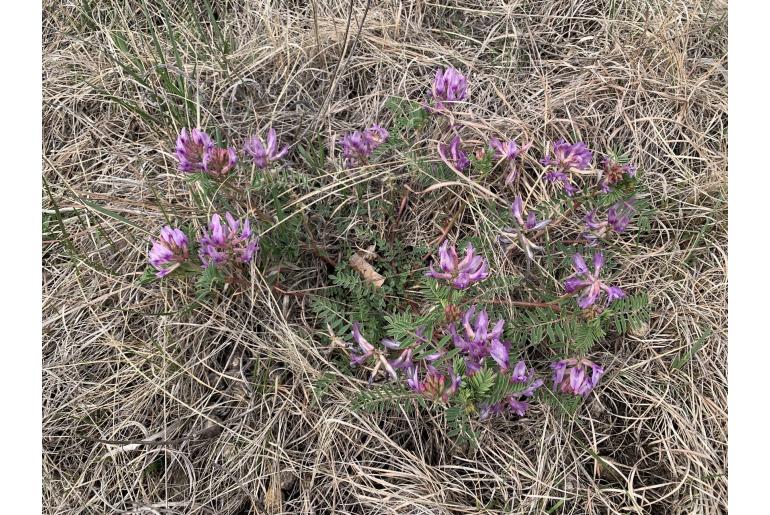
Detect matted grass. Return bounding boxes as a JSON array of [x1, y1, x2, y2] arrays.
[[43, 1, 727, 513]]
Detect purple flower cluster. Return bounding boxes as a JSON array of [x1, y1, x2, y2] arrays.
[[148, 226, 190, 278], [428, 67, 468, 111], [541, 140, 594, 196], [551, 358, 605, 397], [438, 135, 470, 171], [583, 197, 636, 245], [564, 252, 625, 309], [599, 157, 636, 192], [425, 241, 489, 289], [449, 307, 544, 417], [175, 128, 214, 173], [199, 212, 259, 268], [340, 124, 390, 168], [148, 212, 258, 277], [175, 127, 289, 177], [244, 128, 289, 170], [489, 138, 530, 184], [450, 305, 508, 373], [175, 128, 238, 177]]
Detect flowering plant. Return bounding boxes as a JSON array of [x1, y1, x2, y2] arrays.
[[140, 65, 649, 444], [313, 67, 650, 442]]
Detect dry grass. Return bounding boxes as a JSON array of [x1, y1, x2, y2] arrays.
[[43, 0, 727, 513]]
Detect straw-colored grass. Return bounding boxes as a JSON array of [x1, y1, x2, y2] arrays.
[[43, 1, 727, 513]]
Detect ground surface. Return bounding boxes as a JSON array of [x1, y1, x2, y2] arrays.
[[43, 1, 727, 513]]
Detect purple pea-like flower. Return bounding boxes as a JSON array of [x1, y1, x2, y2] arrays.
[[203, 146, 238, 177], [340, 131, 370, 168], [429, 67, 468, 111], [489, 138, 530, 184], [511, 196, 550, 232], [551, 357, 605, 397], [339, 124, 389, 168], [541, 140, 593, 196], [438, 135, 470, 171], [244, 128, 289, 170], [388, 347, 414, 372], [508, 398, 529, 417], [563, 251, 625, 309], [425, 241, 489, 290], [599, 157, 636, 192], [608, 198, 635, 232], [510, 360, 543, 397], [198, 212, 259, 268], [175, 128, 214, 172], [148, 226, 189, 278], [450, 305, 508, 373], [350, 322, 375, 366], [510, 360, 529, 383], [583, 197, 636, 245], [499, 196, 550, 260]]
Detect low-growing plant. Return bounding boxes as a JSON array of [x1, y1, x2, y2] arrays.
[[321, 67, 650, 443], [140, 65, 650, 445]]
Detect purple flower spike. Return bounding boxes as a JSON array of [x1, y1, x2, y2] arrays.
[[599, 157, 636, 192], [339, 124, 389, 168], [149, 226, 189, 278], [426, 241, 489, 290], [203, 146, 238, 177], [350, 322, 375, 366], [198, 212, 259, 268], [429, 67, 468, 111], [244, 128, 289, 170], [563, 251, 625, 309], [489, 138, 530, 184], [175, 128, 214, 172], [551, 358, 605, 397], [388, 348, 414, 372], [438, 136, 470, 171]]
